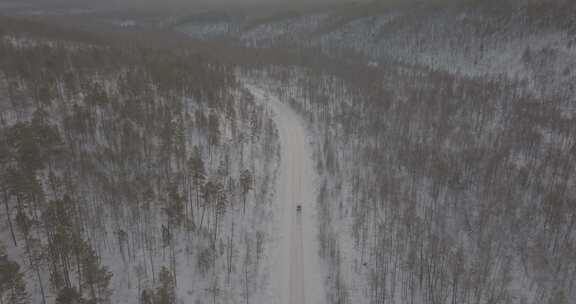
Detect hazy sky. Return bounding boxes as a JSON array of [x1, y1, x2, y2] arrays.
[[0, 0, 551, 9], [0, 0, 363, 8], [117, 0, 367, 10]]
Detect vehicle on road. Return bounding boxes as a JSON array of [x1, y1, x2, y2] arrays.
[[297, 205, 302, 212]]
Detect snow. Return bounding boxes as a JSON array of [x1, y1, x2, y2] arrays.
[[0, 76, 284, 304], [179, 22, 236, 39], [245, 83, 327, 304], [179, 7, 576, 102], [111, 20, 137, 28], [240, 14, 328, 47]]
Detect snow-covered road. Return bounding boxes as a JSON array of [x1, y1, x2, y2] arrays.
[[246, 84, 325, 304]]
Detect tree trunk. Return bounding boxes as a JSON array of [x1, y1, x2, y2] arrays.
[[228, 220, 234, 284], [23, 233, 46, 304], [188, 182, 195, 226], [214, 210, 218, 244], [196, 183, 200, 211], [245, 264, 249, 304], [2, 190, 17, 246], [76, 247, 83, 294]]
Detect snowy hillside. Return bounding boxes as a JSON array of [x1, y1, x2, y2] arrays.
[[178, 2, 576, 101], [0, 19, 287, 304], [1, 2, 576, 304], [241, 59, 576, 304]]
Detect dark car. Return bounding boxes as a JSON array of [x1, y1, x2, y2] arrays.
[[296, 205, 302, 212]]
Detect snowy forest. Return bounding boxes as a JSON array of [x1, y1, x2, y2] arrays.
[[246, 62, 576, 303], [1, 1, 576, 304], [0, 17, 280, 304]]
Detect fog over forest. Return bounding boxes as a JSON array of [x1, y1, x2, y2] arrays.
[[0, 1, 574, 304]]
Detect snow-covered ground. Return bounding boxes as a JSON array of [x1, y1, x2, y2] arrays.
[[179, 4, 576, 102], [245, 84, 326, 304]]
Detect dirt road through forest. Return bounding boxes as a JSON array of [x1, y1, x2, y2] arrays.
[[246, 84, 325, 304]]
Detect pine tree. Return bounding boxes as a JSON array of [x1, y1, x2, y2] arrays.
[[0, 139, 17, 247], [200, 181, 218, 229], [188, 146, 206, 217], [213, 182, 227, 243], [207, 113, 220, 160], [15, 210, 46, 304], [140, 289, 153, 304], [0, 247, 28, 304], [164, 187, 185, 229], [155, 267, 175, 304], [239, 170, 253, 216], [43, 198, 78, 291], [1, 179, 17, 247], [81, 244, 112, 304], [55, 287, 85, 304]]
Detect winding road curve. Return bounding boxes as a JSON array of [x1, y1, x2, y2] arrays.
[[246, 84, 325, 304]]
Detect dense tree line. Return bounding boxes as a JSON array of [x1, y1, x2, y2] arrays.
[[0, 243, 28, 304], [0, 19, 279, 304], [245, 58, 576, 304]]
